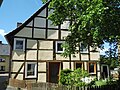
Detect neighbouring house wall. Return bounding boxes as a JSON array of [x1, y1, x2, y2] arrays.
[[0, 43, 10, 73]]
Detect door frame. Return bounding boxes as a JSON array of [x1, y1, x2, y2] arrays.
[[47, 62, 61, 83], [101, 64, 109, 78]]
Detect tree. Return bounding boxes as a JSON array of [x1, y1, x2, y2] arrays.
[[100, 42, 119, 69], [42, 0, 120, 57]]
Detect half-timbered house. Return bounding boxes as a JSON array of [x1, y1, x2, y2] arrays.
[[5, 2, 100, 83]]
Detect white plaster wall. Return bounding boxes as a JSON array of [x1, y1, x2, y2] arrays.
[[34, 18, 46, 27], [84, 62, 87, 70], [71, 53, 80, 60], [37, 8, 46, 17], [12, 51, 25, 60], [97, 72, 101, 80], [26, 50, 37, 60], [11, 74, 23, 80], [47, 30, 58, 39], [56, 54, 69, 60], [61, 21, 70, 29], [38, 73, 46, 82], [63, 62, 69, 69], [48, 20, 58, 28], [27, 39, 37, 49], [48, 9, 54, 15], [90, 53, 100, 61], [90, 47, 99, 52], [38, 62, 46, 72], [97, 62, 100, 71], [39, 40, 53, 49], [26, 21, 33, 26], [11, 74, 16, 79], [15, 27, 32, 37], [16, 74, 23, 80], [61, 31, 71, 39], [12, 62, 24, 72], [38, 50, 53, 60], [81, 54, 89, 61], [71, 62, 74, 71], [34, 28, 46, 38]]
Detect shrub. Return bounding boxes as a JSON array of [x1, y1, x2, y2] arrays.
[[59, 68, 89, 87]]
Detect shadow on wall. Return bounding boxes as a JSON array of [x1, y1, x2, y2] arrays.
[[0, 76, 9, 90]]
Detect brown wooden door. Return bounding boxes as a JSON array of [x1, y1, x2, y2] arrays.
[[48, 62, 60, 83]]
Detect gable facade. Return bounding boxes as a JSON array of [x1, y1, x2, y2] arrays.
[[5, 2, 100, 83]]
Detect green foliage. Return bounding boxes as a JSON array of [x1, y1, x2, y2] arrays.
[[100, 55, 118, 69], [41, 0, 120, 58], [95, 80, 107, 86], [100, 43, 118, 69], [41, 0, 49, 4], [59, 69, 72, 85], [59, 68, 89, 87]]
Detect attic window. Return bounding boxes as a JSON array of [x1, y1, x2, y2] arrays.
[[14, 38, 25, 51]]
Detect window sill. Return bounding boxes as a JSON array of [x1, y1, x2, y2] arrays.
[[25, 76, 37, 79], [89, 73, 96, 75], [13, 49, 25, 52]]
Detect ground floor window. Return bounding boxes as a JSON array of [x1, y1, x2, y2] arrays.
[[25, 62, 37, 78], [75, 62, 83, 69], [88, 62, 96, 74]]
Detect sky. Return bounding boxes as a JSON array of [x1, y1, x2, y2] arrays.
[[0, 0, 109, 55], [0, 0, 43, 44]]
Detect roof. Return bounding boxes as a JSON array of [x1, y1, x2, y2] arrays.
[[0, 0, 3, 7], [5, 1, 50, 46]]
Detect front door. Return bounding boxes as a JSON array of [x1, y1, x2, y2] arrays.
[[48, 62, 60, 83], [101, 65, 109, 79]]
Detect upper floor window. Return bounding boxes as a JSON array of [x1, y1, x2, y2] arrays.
[[0, 58, 5, 62], [14, 38, 25, 51], [80, 43, 88, 53], [25, 62, 37, 78], [56, 41, 64, 53]]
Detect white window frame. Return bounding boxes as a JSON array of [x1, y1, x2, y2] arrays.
[[14, 38, 25, 51], [56, 41, 64, 53], [101, 64, 109, 78], [80, 43, 88, 53], [25, 62, 37, 78]]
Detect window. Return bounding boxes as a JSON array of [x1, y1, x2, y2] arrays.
[[0, 66, 5, 71], [0, 58, 5, 62], [80, 43, 88, 53], [75, 62, 83, 69], [56, 41, 64, 53], [25, 62, 37, 78], [14, 38, 25, 51], [88, 62, 96, 74]]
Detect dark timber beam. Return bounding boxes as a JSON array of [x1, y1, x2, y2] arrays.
[[0, 0, 3, 7]]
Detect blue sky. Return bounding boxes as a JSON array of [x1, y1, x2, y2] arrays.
[[0, 0, 109, 55], [0, 0, 43, 44]]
